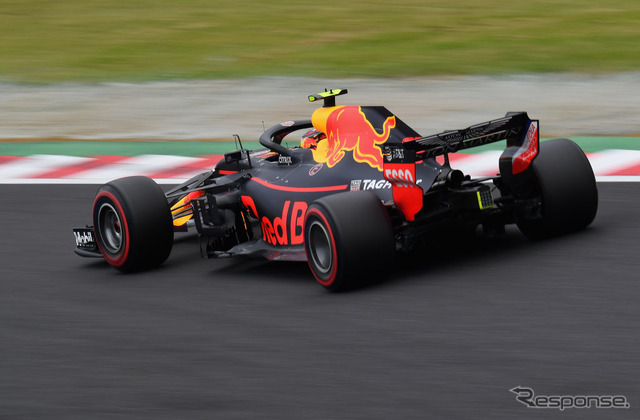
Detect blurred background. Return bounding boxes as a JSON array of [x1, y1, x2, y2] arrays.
[[1, 0, 639, 141]]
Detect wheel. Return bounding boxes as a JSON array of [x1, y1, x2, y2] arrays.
[[304, 191, 395, 292], [517, 138, 598, 239], [93, 176, 173, 272]]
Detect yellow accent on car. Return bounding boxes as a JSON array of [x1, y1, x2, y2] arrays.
[[477, 190, 494, 210], [171, 202, 193, 226], [170, 190, 205, 226], [308, 89, 346, 102], [172, 214, 193, 227], [311, 105, 343, 133]]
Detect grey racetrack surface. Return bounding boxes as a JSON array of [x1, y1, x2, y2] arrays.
[[1, 183, 638, 419], [3, 74, 640, 139]]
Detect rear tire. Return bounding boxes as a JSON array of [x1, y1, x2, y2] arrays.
[[304, 191, 395, 292], [93, 176, 173, 272], [517, 138, 598, 239]]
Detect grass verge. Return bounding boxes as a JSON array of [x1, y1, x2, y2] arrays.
[[1, 0, 639, 83]]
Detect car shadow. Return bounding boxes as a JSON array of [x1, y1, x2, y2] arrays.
[[79, 224, 599, 292]]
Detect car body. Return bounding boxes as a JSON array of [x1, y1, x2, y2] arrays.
[[74, 89, 598, 291]]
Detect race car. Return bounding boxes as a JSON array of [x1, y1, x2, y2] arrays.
[[74, 89, 598, 291]]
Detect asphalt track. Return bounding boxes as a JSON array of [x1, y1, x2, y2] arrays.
[[1, 183, 639, 419]]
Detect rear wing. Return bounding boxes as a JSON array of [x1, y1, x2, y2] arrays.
[[400, 112, 538, 165], [383, 112, 540, 222]]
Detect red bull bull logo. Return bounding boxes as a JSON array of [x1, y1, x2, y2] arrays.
[[310, 106, 396, 171]]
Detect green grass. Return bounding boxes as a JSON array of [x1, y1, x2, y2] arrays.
[[1, 0, 639, 83]]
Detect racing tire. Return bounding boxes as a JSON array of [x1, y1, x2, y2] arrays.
[[517, 138, 598, 239], [93, 176, 174, 272], [304, 191, 395, 292]]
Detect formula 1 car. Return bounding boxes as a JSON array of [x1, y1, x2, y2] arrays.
[[74, 89, 598, 291]]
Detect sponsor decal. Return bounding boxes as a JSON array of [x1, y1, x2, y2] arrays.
[[350, 178, 423, 191], [386, 147, 405, 162], [278, 155, 292, 165], [384, 168, 415, 188], [74, 230, 94, 246], [363, 179, 391, 190], [350, 180, 361, 191], [241, 196, 307, 247], [465, 126, 487, 139], [308, 163, 323, 176], [510, 386, 630, 411], [281, 121, 296, 127], [441, 131, 463, 142], [310, 106, 396, 171], [383, 163, 423, 222]]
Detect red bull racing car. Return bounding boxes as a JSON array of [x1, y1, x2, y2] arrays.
[[74, 89, 598, 291]]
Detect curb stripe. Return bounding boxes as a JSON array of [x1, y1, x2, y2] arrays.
[[449, 151, 502, 176], [435, 152, 502, 176], [610, 163, 640, 176], [0, 156, 23, 165], [31, 155, 130, 179], [148, 154, 222, 179], [585, 150, 640, 176], [2, 151, 640, 184], [67, 154, 201, 180], [0, 155, 87, 179]]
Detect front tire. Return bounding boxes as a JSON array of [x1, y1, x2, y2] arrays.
[[93, 176, 173, 272], [304, 191, 395, 292], [517, 138, 598, 239]]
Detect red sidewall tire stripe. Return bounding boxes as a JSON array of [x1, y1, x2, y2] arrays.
[[304, 207, 338, 287], [93, 190, 130, 267]]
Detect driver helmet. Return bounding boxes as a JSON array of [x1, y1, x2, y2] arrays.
[[301, 129, 326, 150]]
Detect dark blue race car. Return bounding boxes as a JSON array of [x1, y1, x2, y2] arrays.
[[74, 89, 598, 291]]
